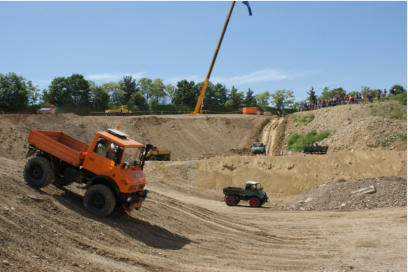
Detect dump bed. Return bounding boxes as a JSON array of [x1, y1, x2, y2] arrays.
[[223, 187, 243, 195], [28, 130, 89, 167]]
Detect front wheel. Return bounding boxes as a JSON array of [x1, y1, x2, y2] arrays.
[[83, 184, 116, 216], [249, 197, 261, 207]]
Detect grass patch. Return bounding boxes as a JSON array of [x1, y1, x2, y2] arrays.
[[370, 101, 406, 120], [287, 130, 330, 152], [293, 114, 315, 127], [385, 92, 407, 106], [377, 133, 407, 147]]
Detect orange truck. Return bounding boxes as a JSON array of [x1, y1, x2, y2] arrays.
[[24, 128, 152, 216], [242, 107, 262, 115]]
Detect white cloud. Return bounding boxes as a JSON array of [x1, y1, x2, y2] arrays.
[[212, 69, 291, 85], [165, 69, 307, 86], [86, 72, 145, 82]]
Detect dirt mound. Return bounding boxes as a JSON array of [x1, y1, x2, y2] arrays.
[[192, 151, 407, 195], [286, 176, 406, 211], [0, 114, 271, 161], [284, 102, 406, 153]]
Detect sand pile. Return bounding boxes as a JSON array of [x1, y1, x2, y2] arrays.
[[286, 176, 406, 211]]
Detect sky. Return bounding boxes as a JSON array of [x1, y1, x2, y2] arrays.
[[0, 1, 406, 101]]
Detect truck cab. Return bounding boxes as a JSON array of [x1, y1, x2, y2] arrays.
[[82, 129, 148, 210]]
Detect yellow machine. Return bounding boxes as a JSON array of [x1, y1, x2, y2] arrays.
[[146, 146, 171, 161], [105, 105, 133, 116]]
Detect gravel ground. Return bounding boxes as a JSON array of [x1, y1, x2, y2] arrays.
[[286, 176, 406, 211]]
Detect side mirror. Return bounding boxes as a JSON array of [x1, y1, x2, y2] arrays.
[[145, 143, 153, 153]]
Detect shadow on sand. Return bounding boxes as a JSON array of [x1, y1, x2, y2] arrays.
[[50, 187, 192, 250]]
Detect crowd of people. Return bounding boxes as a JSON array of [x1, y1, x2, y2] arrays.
[[298, 89, 389, 112]]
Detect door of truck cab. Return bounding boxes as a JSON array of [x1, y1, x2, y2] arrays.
[[82, 136, 123, 179]]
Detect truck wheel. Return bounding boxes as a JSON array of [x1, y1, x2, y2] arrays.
[[249, 197, 261, 207], [225, 196, 236, 206], [23, 157, 54, 188], [83, 184, 116, 217]]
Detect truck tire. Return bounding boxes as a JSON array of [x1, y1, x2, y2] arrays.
[[83, 184, 116, 217], [23, 156, 54, 188], [249, 197, 261, 207], [225, 195, 237, 206]]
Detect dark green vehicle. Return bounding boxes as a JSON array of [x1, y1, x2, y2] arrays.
[[223, 181, 268, 207], [303, 143, 328, 154], [250, 142, 266, 155]]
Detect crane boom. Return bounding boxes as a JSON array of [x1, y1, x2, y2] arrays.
[[193, 1, 236, 114]]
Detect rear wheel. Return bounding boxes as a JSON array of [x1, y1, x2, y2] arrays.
[[249, 197, 261, 207], [23, 156, 54, 188], [225, 195, 237, 206], [83, 184, 116, 216]]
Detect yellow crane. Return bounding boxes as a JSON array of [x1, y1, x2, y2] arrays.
[[193, 1, 251, 114]]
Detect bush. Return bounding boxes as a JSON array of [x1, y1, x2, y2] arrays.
[[287, 130, 330, 152], [293, 114, 314, 127], [386, 92, 407, 106], [370, 101, 406, 120]]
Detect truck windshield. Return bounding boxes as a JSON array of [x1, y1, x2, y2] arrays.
[[122, 147, 144, 165]]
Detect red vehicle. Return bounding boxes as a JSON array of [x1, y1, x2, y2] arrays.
[[36, 104, 56, 114]]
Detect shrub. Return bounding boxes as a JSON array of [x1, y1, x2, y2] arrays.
[[370, 101, 406, 120], [287, 130, 330, 152], [293, 114, 314, 127]]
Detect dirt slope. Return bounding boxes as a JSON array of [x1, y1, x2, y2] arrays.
[[0, 158, 406, 272], [189, 151, 406, 195], [284, 103, 406, 153], [0, 114, 270, 161]]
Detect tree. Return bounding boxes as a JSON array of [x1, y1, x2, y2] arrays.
[[243, 88, 257, 106], [172, 80, 199, 108], [329, 87, 346, 98], [319, 87, 330, 100], [270, 89, 294, 114], [165, 84, 176, 103], [0, 72, 30, 112], [138, 78, 153, 102], [224, 86, 244, 110], [255, 91, 271, 108], [194, 81, 228, 111], [389, 84, 406, 95], [91, 86, 110, 110], [360, 86, 371, 95], [128, 92, 147, 111], [149, 78, 167, 105], [307, 87, 317, 104], [119, 76, 138, 103], [101, 82, 124, 105], [44, 74, 91, 106]]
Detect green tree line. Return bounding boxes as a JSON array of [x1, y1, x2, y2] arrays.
[[0, 72, 405, 114]]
